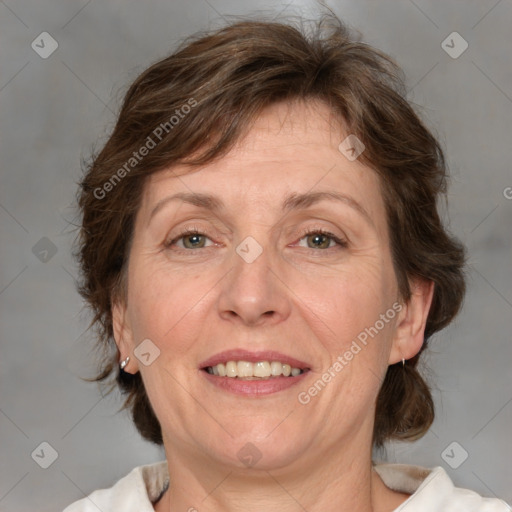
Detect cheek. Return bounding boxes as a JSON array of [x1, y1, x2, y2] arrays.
[[289, 261, 398, 393], [126, 258, 214, 357], [301, 259, 393, 337], [126, 233, 398, 363]]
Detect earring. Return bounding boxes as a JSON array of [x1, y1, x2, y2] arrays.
[[402, 357, 406, 367], [120, 356, 130, 370]]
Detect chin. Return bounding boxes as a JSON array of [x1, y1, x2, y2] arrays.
[[207, 426, 309, 471]]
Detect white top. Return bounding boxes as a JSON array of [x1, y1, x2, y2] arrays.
[[63, 460, 510, 511]]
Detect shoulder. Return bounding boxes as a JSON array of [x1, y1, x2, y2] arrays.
[[374, 463, 510, 512], [62, 461, 169, 512]]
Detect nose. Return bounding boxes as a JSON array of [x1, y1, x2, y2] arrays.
[[216, 240, 292, 327]]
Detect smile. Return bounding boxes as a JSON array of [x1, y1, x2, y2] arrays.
[[204, 360, 309, 379]]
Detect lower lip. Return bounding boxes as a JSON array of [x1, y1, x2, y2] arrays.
[[201, 370, 309, 396]]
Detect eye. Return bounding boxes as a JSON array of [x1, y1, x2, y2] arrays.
[[165, 228, 214, 250], [296, 228, 347, 250], [164, 227, 347, 252]]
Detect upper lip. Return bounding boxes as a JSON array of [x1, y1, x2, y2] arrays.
[[199, 349, 311, 370]]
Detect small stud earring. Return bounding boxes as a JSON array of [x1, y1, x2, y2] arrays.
[[120, 356, 130, 370]]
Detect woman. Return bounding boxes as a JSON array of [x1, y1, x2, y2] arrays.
[[64, 14, 509, 512]]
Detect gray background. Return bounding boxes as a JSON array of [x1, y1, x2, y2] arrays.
[[1, 0, 511, 510]]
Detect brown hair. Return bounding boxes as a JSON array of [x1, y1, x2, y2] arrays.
[[75, 14, 466, 448]]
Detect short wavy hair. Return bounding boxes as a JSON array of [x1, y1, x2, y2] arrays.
[[75, 14, 466, 448]]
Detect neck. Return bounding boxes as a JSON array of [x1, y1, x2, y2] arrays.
[[155, 435, 407, 512]]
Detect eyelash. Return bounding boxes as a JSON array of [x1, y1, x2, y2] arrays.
[[296, 227, 348, 250], [164, 226, 210, 249], [164, 226, 348, 252]]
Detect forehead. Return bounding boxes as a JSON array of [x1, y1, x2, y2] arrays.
[[139, 99, 384, 223]]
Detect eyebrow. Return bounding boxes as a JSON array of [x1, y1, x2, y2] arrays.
[[148, 190, 374, 227]]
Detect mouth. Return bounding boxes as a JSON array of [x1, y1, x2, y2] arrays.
[[199, 350, 311, 395], [199, 349, 311, 379], [202, 360, 310, 379]]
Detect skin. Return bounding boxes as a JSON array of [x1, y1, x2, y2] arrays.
[[113, 99, 434, 512]]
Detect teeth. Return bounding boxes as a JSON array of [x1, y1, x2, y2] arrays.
[[253, 361, 271, 377], [226, 361, 237, 377], [237, 361, 253, 377], [206, 360, 305, 379], [270, 361, 282, 376]]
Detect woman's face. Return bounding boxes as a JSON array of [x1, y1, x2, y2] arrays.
[[114, 100, 429, 471]]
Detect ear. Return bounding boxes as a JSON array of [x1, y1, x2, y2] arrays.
[[112, 298, 139, 374], [388, 278, 435, 365]]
